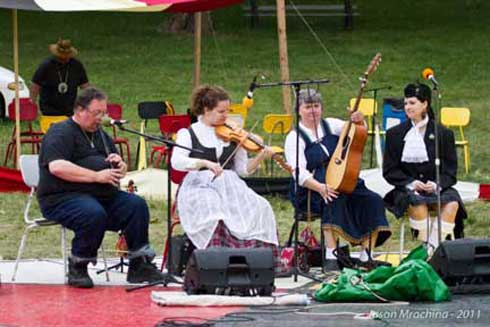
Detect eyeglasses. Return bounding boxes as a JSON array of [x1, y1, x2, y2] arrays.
[[86, 109, 107, 118]]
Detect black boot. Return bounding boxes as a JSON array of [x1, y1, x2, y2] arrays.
[[323, 259, 340, 273], [68, 257, 94, 288], [127, 256, 166, 283]]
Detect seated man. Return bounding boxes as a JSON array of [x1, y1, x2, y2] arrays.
[[37, 87, 164, 288]]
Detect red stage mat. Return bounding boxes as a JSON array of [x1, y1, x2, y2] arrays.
[[0, 166, 29, 193], [480, 184, 490, 200], [0, 284, 243, 327]]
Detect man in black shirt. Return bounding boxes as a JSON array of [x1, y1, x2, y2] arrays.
[[31, 39, 89, 118], [38, 87, 165, 288]]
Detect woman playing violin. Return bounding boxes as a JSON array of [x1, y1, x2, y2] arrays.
[[284, 89, 391, 272], [171, 85, 280, 271]]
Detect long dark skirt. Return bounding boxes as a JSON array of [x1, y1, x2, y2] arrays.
[[323, 180, 391, 247]]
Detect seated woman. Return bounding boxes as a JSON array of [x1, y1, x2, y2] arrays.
[[284, 89, 391, 272], [171, 85, 280, 271], [383, 83, 466, 253]]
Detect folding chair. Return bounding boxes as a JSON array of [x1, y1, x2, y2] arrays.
[[135, 101, 175, 170], [441, 107, 471, 174], [12, 154, 109, 283], [12, 155, 68, 282], [350, 98, 383, 167], [262, 114, 292, 176], [160, 162, 189, 275], [229, 103, 249, 126], [107, 103, 131, 169], [150, 114, 191, 167], [4, 99, 43, 167]]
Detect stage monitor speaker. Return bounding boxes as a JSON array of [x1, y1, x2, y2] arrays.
[[184, 248, 275, 296], [429, 239, 490, 287]]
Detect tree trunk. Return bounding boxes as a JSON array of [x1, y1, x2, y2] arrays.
[[162, 13, 213, 34]]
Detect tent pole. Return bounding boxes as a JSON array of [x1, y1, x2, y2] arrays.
[[193, 12, 202, 89], [12, 9, 21, 169], [276, 0, 291, 114]]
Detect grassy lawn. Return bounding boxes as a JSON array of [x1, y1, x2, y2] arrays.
[[0, 0, 489, 259]]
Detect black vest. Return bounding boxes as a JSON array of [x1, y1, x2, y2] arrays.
[[188, 127, 237, 170]]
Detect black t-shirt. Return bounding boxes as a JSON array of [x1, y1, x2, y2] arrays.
[[32, 57, 89, 116], [37, 118, 118, 208]]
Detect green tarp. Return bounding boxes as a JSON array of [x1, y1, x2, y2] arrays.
[[315, 245, 451, 303]]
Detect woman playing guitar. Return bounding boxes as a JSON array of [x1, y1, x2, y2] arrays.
[[284, 88, 391, 272]]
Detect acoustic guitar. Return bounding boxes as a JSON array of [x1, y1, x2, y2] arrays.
[[326, 53, 382, 194]]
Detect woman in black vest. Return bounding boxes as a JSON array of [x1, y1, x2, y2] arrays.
[[171, 85, 280, 270], [383, 83, 467, 253]]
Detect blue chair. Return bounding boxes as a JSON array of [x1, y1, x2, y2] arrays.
[[382, 98, 406, 150], [382, 98, 406, 131]]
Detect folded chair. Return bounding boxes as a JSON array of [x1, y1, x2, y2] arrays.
[[12, 155, 110, 283]]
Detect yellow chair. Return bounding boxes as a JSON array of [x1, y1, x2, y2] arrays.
[[229, 103, 249, 125], [40, 115, 69, 133], [441, 107, 471, 174], [349, 97, 380, 134], [262, 114, 293, 175], [350, 98, 383, 167]]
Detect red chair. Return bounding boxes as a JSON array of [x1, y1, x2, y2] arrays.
[[4, 99, 44, 167], [107, 103, 131, 170], [150, 114, 191, 167], [160, 158, 188, 272]]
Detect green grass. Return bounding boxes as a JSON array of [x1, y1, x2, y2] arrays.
[[1, 0, 489, 259]]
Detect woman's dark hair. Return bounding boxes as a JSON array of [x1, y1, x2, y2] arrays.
[[404, 82, 434, 119], [74, 87, 107, 111], [190, 85, 230, 116]]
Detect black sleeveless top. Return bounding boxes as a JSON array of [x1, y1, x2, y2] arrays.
[[188, 127, 237, 170]]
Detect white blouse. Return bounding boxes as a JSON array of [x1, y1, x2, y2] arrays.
[[284, 118, 345, 186], [171, 119, 250, 176]]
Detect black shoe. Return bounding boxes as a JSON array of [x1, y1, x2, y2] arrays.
[[334, 245, 358, 269], [68, 257, 94, 288], [127, 256, 166, 283], [322, 259, 340, 273]]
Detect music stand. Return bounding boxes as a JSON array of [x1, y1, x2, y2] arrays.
[[105, 122, 202, 292], [256, 79, 329, 282]]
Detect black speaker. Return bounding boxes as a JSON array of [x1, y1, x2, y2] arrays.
[[184, 248, 275, 296], [429, 239, 490, 286]]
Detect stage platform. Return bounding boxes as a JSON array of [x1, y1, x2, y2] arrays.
[[1, 258, 489, 327]]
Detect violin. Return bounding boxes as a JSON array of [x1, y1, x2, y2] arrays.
[[215, 119, 292, 173]]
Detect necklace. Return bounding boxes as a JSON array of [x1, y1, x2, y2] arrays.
[[81, 130, 95, 148], [57, 64, 69, 94]]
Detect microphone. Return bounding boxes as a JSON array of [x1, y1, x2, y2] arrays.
[[422, 68, 439, 86], [101, 116, 129, 127], [241, 74, 265, 108]]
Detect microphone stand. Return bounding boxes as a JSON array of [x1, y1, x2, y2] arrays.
[[256, 78, 329, 283], [364, 86, 392, 168], [109, 124, 203, 292], [430, 83, 443, 247]]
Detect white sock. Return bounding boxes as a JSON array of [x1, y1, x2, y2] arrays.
[[359, 249, 370, 262], [429, 220, 455, 249], [326, 247, 336, 260], [409, 217, 430, 242]]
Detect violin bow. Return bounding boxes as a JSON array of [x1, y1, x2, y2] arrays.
[[211, 120, 259, 182]]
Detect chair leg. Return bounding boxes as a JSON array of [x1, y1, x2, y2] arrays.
[[125, 142, 131, 171], [100, 243, 110, 282], [464, 145, 470, 174], [4, 142, 13, 166], [399, 221, 405, 263], [61, 227, 68, 284], [11, 226, 33, 281]]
